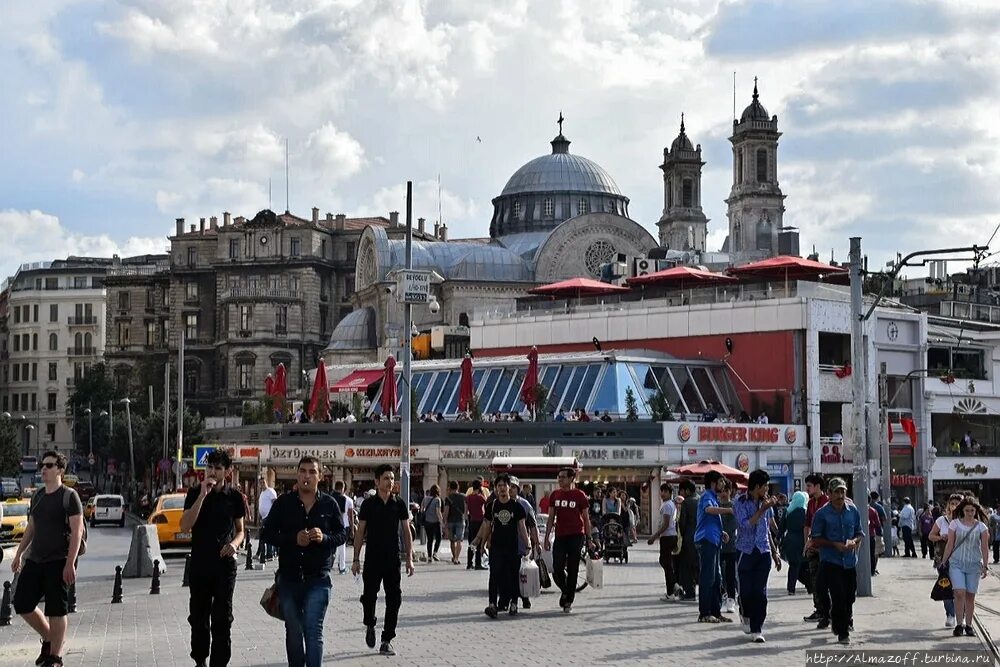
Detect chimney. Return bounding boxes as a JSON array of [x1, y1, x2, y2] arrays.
[[199, 217, 206, 234], [223, 211, 231, 227], [434, 221, 440, 238], [209, 216, 218, 230], [335, 213, 346, 230], [235, 216, 245, 225], [312, 207, 319, 224], [325, 213, 333, 225], [440, 224, 448, 242], [189, 224, 196, 233], [175, 218, 185, 236], [389, 211, 399, 227], [418, 217, 426, 234]]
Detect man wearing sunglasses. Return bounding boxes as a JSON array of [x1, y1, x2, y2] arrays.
[[11, 451, 84, 667], [180, 449, 246, 667]]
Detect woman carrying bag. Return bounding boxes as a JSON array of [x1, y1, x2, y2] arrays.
[[781, 491, 808, 595], [929, 494, 962, 628], [940, 496, 991, 638]]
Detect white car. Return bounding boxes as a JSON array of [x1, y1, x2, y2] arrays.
[[91, 494, 126, 527]]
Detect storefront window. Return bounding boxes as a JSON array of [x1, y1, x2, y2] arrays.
[[710, 367, 742, 415], [432, 371, 460, 414], [421, 372, 449, 414], [564, 364, 601, 412], [501, 369, 526, 413], [545, 366, 572, 413], [589, 367, 619, 414], [691, 367, 721, 415], [932, 413, 999, 456], [477, 368, 502, 410], [671, 366, 704, 414], [484, 368, 515, 414]]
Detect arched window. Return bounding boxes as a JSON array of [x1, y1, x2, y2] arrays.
[[543, 199, 553, 217], [577, 198, 589, 215], [74, 332, 82, 348], [756, 148, 768, 183], [84, 333, 92, 349], [32, 333, 38, 351], [756, 219, 772, 250], [49, 333, 58, 351], [512, 201, 521, 218], [737, 149, 743, 183], [184, 369, 199, 394], [682, 179, 693, 207], [666, 178, 672, 208]]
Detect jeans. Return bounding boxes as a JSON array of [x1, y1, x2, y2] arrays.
[[488, 547, 520, 608], [786, 560, 801, 593], [697, 540, 722, 618], [658, 536, 678, 596], [425, 522, 441, 559], [360, 559, 402, 643], [467, 521, 483, 568], [944, 598, 956, 618], [993, 541, 999, 564], [188, 558, 237, 667], [737, 549, 772, 633], [807, 552, 830, 620], [677, 537, 698, 598], [902, 526, 916, 557], [819, 561, 856, 637], [920, 532, 930, 558], [552, 534, 585, 607], [278, 575, 332, 667], [720, 551, 738, 600]]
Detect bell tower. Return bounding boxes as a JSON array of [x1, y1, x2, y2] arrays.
[[725, 79, 786, 263], [657, 114, 708, 252]]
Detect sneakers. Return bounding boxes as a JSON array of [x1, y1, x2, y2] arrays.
[[946, 615, 957, 628], [838, 634, 851, 645], [660, 594, 674, 602], [741, 616, 751, 635], [562, 604, 572, 614], [379, 642, 395, 656], [715, 615, 733, 623], [816, 619, 831, 630], [673, 593, 685, 602], [724, 598, 736, 614], [485, 604, 498, 619], [35, 642, 51, 667], [751, 633, 766, 643], [522, 597, 531, 609], [365, 625, 376, 649], [431, 554, 440, 561], [965, 626, 976, 637], [804, 611, 822, 622], [698, 615, 720, 623], [508, 601, 518, 616]]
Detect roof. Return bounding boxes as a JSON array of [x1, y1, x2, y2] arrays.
[[382, 236, 533, 282], [728, 255, 847, 280], [670, 116, 694, 152], [500, 133, 623, 198], [740, 81, 770, 123], [327, 307, 376, 351]]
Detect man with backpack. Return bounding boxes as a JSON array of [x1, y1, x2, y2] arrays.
[[11, 450, 85, 667]]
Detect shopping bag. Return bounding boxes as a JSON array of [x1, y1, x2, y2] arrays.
[[875, 535, 885, 556], [931, 565, 953, 601], [519, 557, 541, 599], [538, 557, 552, 589], [260, 576, 284, 621], [540, 547, 554, 574], [586, 556, 604, 589]]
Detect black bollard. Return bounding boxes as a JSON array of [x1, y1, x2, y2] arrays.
[[259, 535, 266, 567], [150, 560, 161, 595], [182, 554, 191, 587], [111, 566, 123, 604], [0, 581, 12, 626], [67, 582, 77, 613], [245, 541, 255, 571]]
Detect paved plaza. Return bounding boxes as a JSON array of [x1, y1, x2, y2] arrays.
[[1, 526, 998, 666]]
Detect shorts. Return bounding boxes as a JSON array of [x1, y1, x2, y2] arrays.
[[13, 558, 70, 617], [447, 522, 465, 541], [949, 561, 983, 594]]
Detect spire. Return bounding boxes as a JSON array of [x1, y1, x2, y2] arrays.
[[753, 76, 759, 101], [557, 111, 564, 135], [680, 112, 686, 134], [551, 111, 570, 154]]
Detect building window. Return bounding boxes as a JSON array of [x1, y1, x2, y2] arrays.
[[47, 393, 56, 411], [146, 322, 156, 346], [33, 305, 38, 322], [186, 282, 199, 301], [187, 247, 198, 266], [49, 333, 57, 351], [45, 277, 58, 290], [543, 198, 554, 217], [237, 362, 253, 390], [512, 201, 522, 218], [289, 276, 299, 292], [577, 198, 589, 215], [13, 365, 19, 381], [118, 323, 130, 346], [229, 238, 239, 259], [48, 363, 57, 381], [46, 423, 55, 442], [30, 393, 36, 411], [239, 305, 253, 331], [184, 370, 199, 394], [756, 148, 768, 183], [347, 242, 357, 259], [49, 304, 58, 322], [12, 395, 18, 411], [290, 237, 301, 257], [118, 292, 130, 310], [146, 288, 155, 310], [737, 148, 744, 183], [321, 239, 327, 258], [12, 336, 18, 352], [13, 308, 19, 324], [185, 314, 198, 340], [682, 178, 693, 207], [74, 276, 87, 288], [21, 334, 28, 350], [275, 306, 288, 332], [605, 199, 615, 213], [32, 333, 37, 351], [31, 363, 36, 381]]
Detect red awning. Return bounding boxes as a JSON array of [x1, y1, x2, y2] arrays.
[[329, 369, 384, 394], [528, 277, 629, 297], [627, 266, 738, 287], [727, 255, 847, 281]]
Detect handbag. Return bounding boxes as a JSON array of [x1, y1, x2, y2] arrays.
[[586, 556, 604, 589], [519, 557, 541, 599], [260, 574, 284, 621], [537, 557, 552, 589], [875, 535, 885, 556], [930, 524, 977, 601]]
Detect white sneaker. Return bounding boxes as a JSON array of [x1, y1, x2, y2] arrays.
[[751, 633, 766, 644], [673, 593, 685, 602], [741, 616, 751, 635], [946, 615, 957, 628], [724, 598, 736, 614], [660, 594, 673, 602]]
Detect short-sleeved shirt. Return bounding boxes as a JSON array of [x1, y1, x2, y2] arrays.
[[695, 489, 723, 546], [659, 499, 677, 537], [485, 498, 526, 554], [467, 492, 486, 522], [733, 494, 772, 554], [185, 486, 246, 564], [258, 487, 278, 520], [805, 494, 830, 528], [444, 492, 466, 524], [949, 520, 988, 568], [550, 488, 589, 538], [358, 493, 410, 564], [811, 501, 863, 569], [28, 486, 82, 563], [424, 497, 442, 524]]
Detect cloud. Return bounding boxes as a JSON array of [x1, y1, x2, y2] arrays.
[[354, 180, 480, 233], [304, 123, 366, 181]]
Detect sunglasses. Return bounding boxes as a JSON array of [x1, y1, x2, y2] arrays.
[[41, 462, 60, 469]]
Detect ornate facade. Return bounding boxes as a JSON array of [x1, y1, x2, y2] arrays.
[[657, 116, 709, 252]]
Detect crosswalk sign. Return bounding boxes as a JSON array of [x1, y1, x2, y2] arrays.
[[193, 445, 218, 470]]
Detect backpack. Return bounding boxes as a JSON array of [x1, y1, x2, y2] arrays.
[[60, 487, 87, 557]]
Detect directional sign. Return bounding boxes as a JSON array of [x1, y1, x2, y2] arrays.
[[396, 270, 432, 304], [193, 445, 218, 470]]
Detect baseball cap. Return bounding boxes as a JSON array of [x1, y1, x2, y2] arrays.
[[828, 478, 847, 492]]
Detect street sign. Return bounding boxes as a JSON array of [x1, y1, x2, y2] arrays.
[[88, 454, 95, 465], [396, 270, 432, 304], [193, 445, 217, 470]]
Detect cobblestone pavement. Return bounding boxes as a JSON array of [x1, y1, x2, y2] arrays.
[[1, 531, 996, 666]]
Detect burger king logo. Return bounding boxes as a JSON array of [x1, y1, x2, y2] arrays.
[[784, 427, 797, 445], [735, 453, 750, 473], [345, 448, 355, 457], [677, 423, 692, 443]]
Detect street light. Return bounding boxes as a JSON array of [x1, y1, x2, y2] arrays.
[[120, 398, 135, 488]]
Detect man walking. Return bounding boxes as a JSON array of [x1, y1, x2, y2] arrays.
[[676, 479, 700, 601], [262, 456, 347, 667], [180, 449, 246, 667], [475, 474, 530, 618], [899, 497, 917, 558], [330, 481, 355, 574], [510, 478, 541, 609], [803, 474, 831, 628], [810, 478, 864, 645], [543, 467, 593, 613], [257, 473, 278, 562], [442, 481, 466, 565], [11, 450, 84, 667], [647, 483, 678, 601], [695, 471, 733, 624], [733, 470, 781, 643], [352, 464, 414, 657], [466, 479, 487, 570]]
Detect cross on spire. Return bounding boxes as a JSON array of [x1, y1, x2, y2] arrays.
[[557, 111, 564, 135], [680, 112, 685, 133], [753, 76, 759, 99]]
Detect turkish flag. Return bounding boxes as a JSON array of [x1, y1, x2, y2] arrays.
[[899, 417, 918, 447]]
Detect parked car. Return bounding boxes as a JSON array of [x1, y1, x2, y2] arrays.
[[1, 499, 30, 543], [20, 456, 38, 473], [91, 494, 126, 527], [83, 497, 97, 521], [74, 481, 97, 503], [149, 493, 191, 547], [0, 477, 19, 499]]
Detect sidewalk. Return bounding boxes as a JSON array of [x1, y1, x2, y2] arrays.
[[0, 544, 996, 666]]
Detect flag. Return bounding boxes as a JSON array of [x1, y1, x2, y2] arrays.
[[900, 417, 918, 447]]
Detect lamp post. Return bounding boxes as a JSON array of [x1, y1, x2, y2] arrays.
[[121, 398, 136, 498], [83, 405, 94, 460]]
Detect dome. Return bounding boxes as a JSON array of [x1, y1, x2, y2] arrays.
[[500, 135, 622, 197], [740, 81, 770, 122], [327, 307, 376, 351], [670, 115, 694, 152]]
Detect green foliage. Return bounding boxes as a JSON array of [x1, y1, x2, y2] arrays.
[[624, 387, 639, 422], [0, 418, 20, 476], [470, 394, 482, 421], [351, 393, 363, 421], [649, 390, 673, 421], [68, 363, 119, 455], [533, 384, 549, 422], [241, 400, 273, 426]]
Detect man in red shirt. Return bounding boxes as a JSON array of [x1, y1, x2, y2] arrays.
[[466, 479, 487, 570], [543, 467, 593, 613], [802, 474, 831, 627]]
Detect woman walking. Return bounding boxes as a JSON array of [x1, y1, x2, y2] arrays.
[[941, 496, 990, 638], [423, 485, 443, 562], [781, 491, 808, 595], [929, 494, 962, 628]]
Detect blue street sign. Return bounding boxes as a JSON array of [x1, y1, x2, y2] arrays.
[[193, 445, 217, 470]]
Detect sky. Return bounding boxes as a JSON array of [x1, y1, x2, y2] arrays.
[[3, 0, 1000, 282]]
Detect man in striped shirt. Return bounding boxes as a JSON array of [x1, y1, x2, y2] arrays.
[[733, 469, 782, 644]]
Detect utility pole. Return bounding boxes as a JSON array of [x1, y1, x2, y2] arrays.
[[400, 181, 413, 506], [878, 363, 891, 514], [163, 362, 170, 488], [176, 333, 185, 490], [849, 237, 873, 597]]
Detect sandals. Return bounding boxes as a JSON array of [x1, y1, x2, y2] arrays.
[[698, 615, 720, 623], [715, 615, 733, 623]]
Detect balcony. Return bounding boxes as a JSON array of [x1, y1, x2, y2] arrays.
[[940, 300, 1000, 325], [221, 287, 301, 302], [67, 316, 98, 326], [67, 347, 99, 357]]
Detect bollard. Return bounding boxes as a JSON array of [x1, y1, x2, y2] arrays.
[[67, 582, 77, 613], [245, 542, 255, 571], [111, 566, 123, 604], [182, 554, 191, 588], [259, 536, 266, 567], [150, 560, 161, 595], [0, 581, 12, 626]]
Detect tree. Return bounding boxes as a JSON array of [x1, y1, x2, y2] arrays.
[[241, 400, 273, 426], [68, 363, 120, 455], [0, 417, 19, 476], [533, 384, 549, 422], [649, 390, 673, 421], [624, 387, 639, 422]]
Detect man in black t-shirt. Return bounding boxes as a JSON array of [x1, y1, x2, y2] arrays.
[[180, 449, 246, 667], [474, 473, 529, 618], [352, 464, 414, 657], [442, 481, 467, 565]]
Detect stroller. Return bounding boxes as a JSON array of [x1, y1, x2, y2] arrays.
[[601, 514, 629, 564]]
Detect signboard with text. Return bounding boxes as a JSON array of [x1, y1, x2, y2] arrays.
[[396, 270, 432, 304], [270, 445, 340, 464], [665, 423, 805, 448]]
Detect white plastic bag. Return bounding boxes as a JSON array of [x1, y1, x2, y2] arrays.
[[519, 557, 541, 599], [586, 557, 603, 589]]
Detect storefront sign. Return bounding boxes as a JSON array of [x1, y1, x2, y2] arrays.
[[669, 423, 804, 447], [954, 463, 988, 477], [224, 445, 270, 463], [891, 474, 925, 487], [270, 445, 340, 463], [570, 448, 652, 462], [735, 453, 750, 472], [440, 448, 512, 461], [345, 447, 419, 459], [767, 463, 791, 475]]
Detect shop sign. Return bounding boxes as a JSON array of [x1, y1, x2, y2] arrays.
[[270, 445, 341, 463], [767, 463, 790, 475], [891, 474, 925, 487], [735, 453, 750, 473], [345, 447, 419, 459], [441, 448, 512, 461], [672, 423, 803, 446], [954, 463, 988, 477], [571, 448, 650, 462], [224, 445, 270, 463]]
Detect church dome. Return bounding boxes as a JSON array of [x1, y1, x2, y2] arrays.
[[740, 80, 770, 122], [500, 136, 622, 197], [327, 306, 376, 351], [670, 115, 694, 152]]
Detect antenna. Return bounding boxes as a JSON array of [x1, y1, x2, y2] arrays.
[[733, 71, 736, 121], [285, 138, 290, 213], [268, 178, 272, 210], [437, 173, 442, 230]]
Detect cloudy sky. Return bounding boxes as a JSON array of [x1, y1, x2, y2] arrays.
[[3, 0, 1000, 281]]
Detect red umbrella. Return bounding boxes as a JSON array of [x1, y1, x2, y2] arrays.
[[458, 354, 475, 413], [528, 277, 629, 298], [670, 460, 749, 486], [380, 355, 398, 418], [308, 361, 330, 423], [271, 364, 288, 412], [518, 346, 539, 412], [727, 255, 847, 281], [626, 265, 738, 288]]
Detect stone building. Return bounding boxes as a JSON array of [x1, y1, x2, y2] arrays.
[[657, 115, 709, 252]]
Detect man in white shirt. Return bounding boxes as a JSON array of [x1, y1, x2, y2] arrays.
[[647, 483, 679, 601], [257, 474, 279, 561], [899, 497, 917, 558], [332, 481, 355, 574]]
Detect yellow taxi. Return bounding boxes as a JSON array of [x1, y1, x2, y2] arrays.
[[1, 499, 30, 543], [84, 497, 97, 521], [148, 493, 190, 547]]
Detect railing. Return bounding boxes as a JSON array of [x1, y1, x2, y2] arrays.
[[67, 316, 98, 326], [222, 287, 300, 301], [818, 363, 851, 374], [935, 444, 1000, 457], [107, 265, 168, 277], [940, 301, 1000, 325], [67, 347, 99, 356]]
